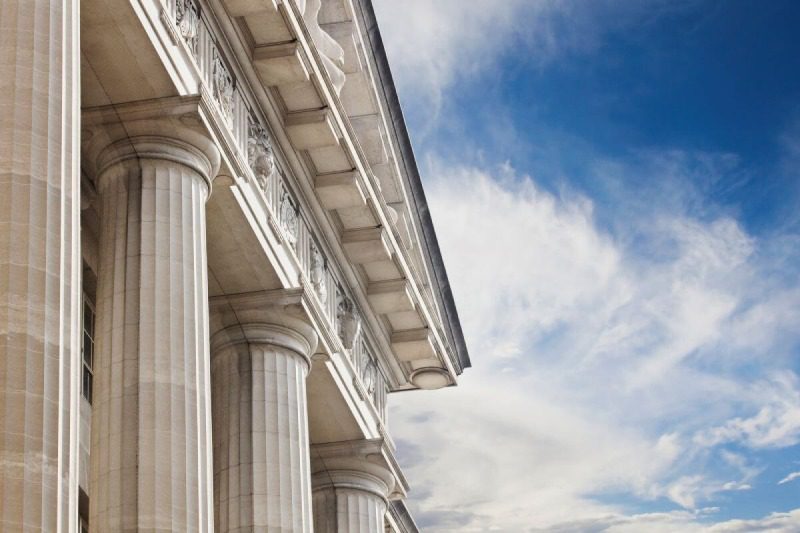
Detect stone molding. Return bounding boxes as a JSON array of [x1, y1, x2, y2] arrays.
[[311, 468, 392, 503], [94, 134, 217, 196]]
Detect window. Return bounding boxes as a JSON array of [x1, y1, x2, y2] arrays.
[[81, 295, 95, 404]]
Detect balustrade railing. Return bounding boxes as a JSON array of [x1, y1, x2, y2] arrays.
[[162, 0, 389, 425]]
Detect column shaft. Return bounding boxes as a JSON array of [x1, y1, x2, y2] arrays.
[[212, 323, 315, 533], [312, 486, 386, 533], [0, 0, 80, 530], [90, 138, 214, 532]]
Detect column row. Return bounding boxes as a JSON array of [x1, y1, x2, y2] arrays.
[[83, 113, 394, 532], [0, 3, 396, 528]]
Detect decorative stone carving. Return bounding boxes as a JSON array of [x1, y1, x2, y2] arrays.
[[279, 189, 298, 246], [303, 0, 346, 94], [175, 0, 200, 53], [212, 49, 235, 125], [336, 292, 361, 350], [362, 358, 377, 396], [247, 119, 275, 193], [310, 243, 327, 304]]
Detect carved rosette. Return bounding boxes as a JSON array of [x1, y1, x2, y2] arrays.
[[247, 118, 275, 194], [310, 243, 327, 305], [175, 0, 199, 53], [335, 291, 361, 350], [279, 189, 298, 246], [212, 49, 235, 125]]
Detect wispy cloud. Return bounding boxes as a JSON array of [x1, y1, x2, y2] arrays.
[[693, 373, 800, 449], [778, 471, 800, 485], [372, 0, 701, 114], [372, 0, 554, 112], [372, 0, 800, 530], [531, 508, 800, 532], [388, 156, 800, 530]]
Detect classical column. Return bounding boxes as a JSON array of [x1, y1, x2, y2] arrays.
[[0, 0, 81, 530], [87, 115, 219, 532], [210, 304, 318, 533], [311, 442, 397, 533]]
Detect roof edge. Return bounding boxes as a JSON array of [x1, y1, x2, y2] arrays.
[[353, 0, 471, 372]]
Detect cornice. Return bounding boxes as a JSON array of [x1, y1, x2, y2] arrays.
[[353, 0, 471, 373]]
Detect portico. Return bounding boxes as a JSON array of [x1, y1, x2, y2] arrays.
[[0, 0, 470, 531]]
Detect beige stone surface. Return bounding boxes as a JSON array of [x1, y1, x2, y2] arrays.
[[211, 315, 317, 533], [313, 486, 387, 533], [311, 461, 393, 533], [0, 0, 81, 530], [88, 126, 218, 532]]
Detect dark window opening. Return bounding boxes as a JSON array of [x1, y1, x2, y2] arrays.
[[81, 295, 95, 404]]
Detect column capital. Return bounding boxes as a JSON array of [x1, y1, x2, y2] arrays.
[[311, 466, 393, 503], [210, 288, 320, 369], [82, 95, 222, 196], [311, 438, 406, 501]]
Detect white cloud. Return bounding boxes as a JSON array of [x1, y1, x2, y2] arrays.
[[372, 0, 701, 115], [706, 509, 800, 533], [372, 0, 551, 110], [778, 471, 800, 485], [694, 373, 800, 449], [388, 157, 800, 530], [534, 508, 800, 532], [370, 2, 800, 528]]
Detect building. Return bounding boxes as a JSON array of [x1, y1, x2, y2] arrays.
[[0, 0, 470, 531]]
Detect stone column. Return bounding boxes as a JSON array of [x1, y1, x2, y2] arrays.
[[211, 306, 317, 533], [88, 117, 219, 532], [0, 0, 81, 530], [311, 444, 397, 533]]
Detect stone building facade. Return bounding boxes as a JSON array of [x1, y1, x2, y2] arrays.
[[0, 0, 470, 531]]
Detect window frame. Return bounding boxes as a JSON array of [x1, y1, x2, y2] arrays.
[[81, 294, 95, 405]]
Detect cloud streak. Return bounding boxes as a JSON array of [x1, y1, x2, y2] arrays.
[[388, 156, 800, 530], [371, 1, 800, 530], [372, 0, 702, 115]]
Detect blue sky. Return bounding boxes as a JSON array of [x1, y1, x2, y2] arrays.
[[372, 0, 800, 531]]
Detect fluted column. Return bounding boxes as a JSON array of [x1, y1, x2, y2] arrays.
[[88, 120, 219, 532], [0, 0, 81, 530], [311, 451, 395, 533], [312, 471, 388, 532], [211, 309, 318, 533]]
